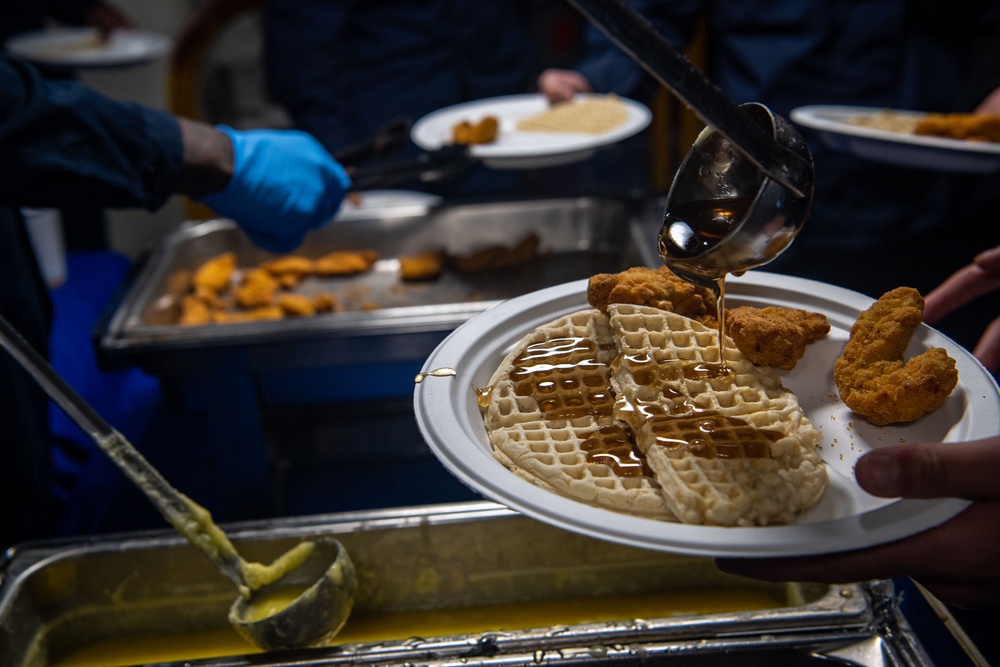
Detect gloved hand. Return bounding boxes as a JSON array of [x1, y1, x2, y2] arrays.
[[200, 126, 351, 252]]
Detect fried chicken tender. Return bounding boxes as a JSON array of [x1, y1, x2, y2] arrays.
[[234, 268, 279, 308], [212, 306, 284, 323], [277, 293, 316, 317], [261, 255, 314, 276], [834, 287, 958, 426], [313, 293, 340, 313], [178, 295, 213, 326], [914, 113, 1000, 143], [314, 249, 379, 276], [727, 306, 830, 370], [399, 251, 444, 281], [450, 232, 541, 273], [452, 116, 499, 144], [587, 266, 717, 324], [192, 252, 236, 293]]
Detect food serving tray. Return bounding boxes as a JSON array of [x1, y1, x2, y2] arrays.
[[97, 198, 648, 371], [0, 502, 948, 667]]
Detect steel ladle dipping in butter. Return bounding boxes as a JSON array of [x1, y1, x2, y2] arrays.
[[0, 313, 357, 651]]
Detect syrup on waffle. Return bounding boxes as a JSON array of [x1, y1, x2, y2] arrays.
[[483, 309, 677, 520], [481, 304, 827, 527], [608, 304, 826, 526]]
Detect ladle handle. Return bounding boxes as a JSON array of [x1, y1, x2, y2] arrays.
[[0, 313, 249, 590], [566, 0, 811, 198]]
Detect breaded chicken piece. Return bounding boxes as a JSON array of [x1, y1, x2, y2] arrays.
[[277, 293, 316, 317], [400, 252, 444, 281], [450, 233, 541, 273], [313, 293, 340, 313], [914, 113, 1000, 143], [178, 295, 213, 326], [587, 266, 717, 324], [314, 249, 379, 276], [834, 287, 958, 426], [234, 268, 279, 309], [261, 255, 314, 277], [212, 306, 284, 324], [727, 306, 830, 370], [192, 252, 236, 293]]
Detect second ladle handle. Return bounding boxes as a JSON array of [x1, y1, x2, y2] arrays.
[[0, 313, 250, 592], [567, 0, 811, 198]]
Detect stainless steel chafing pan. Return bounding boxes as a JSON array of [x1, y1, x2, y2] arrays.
[[2, 502, 937, 667], [98, 198, 651, 363]]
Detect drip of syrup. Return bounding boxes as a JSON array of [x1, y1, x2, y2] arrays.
[[659, 197, 755, 375]]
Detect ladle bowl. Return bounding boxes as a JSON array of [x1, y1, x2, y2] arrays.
[[229, 537, 357, 650], [658, 103, 815, 289]]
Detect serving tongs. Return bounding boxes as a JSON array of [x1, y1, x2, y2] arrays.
[[348, 144, 474, 191], [334, 116, 475, 191]]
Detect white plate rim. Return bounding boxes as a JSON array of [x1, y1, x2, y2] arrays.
[[411, 93, 652, 169], [6, 28, 171, 68], [791, 105, 1000, 161], [414, 272, 998, 558]]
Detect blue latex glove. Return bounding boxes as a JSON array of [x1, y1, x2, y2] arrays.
[[200, 126, 351, 252]]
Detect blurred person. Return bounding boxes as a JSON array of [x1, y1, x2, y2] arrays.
[[0, 0, 132, 54], [538, 1, 1000, 334], [262, 0, 535, 198], [2, 1, 134, 250], [0, 54, 350, 549]]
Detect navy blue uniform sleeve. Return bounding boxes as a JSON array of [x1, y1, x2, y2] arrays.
[[0, 56, 183, 211], [576, 0, 702, 97]]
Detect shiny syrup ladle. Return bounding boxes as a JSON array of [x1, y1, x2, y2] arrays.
[[0, 313, 356, 651], [566, 0, 815, 285]]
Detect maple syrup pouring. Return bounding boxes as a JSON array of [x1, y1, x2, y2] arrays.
[[659, 198, 757, 379]]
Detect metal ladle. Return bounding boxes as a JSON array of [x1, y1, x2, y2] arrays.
[[566, 0, 815, 287], [0, 313, 356, 651]]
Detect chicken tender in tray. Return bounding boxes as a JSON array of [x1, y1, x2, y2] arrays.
[[314, 249, 379, 276], [399, 252, 444, 281], [587, 266, 717, 324], [727, 306, 831, 370], [192, 252, 235, 293], [834, 287, 958, 426]]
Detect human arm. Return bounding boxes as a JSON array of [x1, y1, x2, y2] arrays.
[[0, 56, 349, 252], [718, 437, 1000, 608]]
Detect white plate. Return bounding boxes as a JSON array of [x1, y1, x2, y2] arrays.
[[336, 190, 442, 220], [411, 94, 651, 169], [6, 28, 171, 69], [414, 272, 1000, 558], [791, 105, 1000, 174]]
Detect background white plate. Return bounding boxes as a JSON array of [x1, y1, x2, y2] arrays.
[[411, 94, 651, 169], [791, 105, 1000, 174], [414, 272, 1000, 558], [6, 28, 170, 69], [336, 190, 442, 220]]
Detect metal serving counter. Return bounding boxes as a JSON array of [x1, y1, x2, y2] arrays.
[[0, 502, 969, 667], [95, 198, 658, 519]]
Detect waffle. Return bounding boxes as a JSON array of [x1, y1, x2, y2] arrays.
[[483, 309, 677, 520], [608, 304, 826, 526], [516, 96, 629, 134]]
